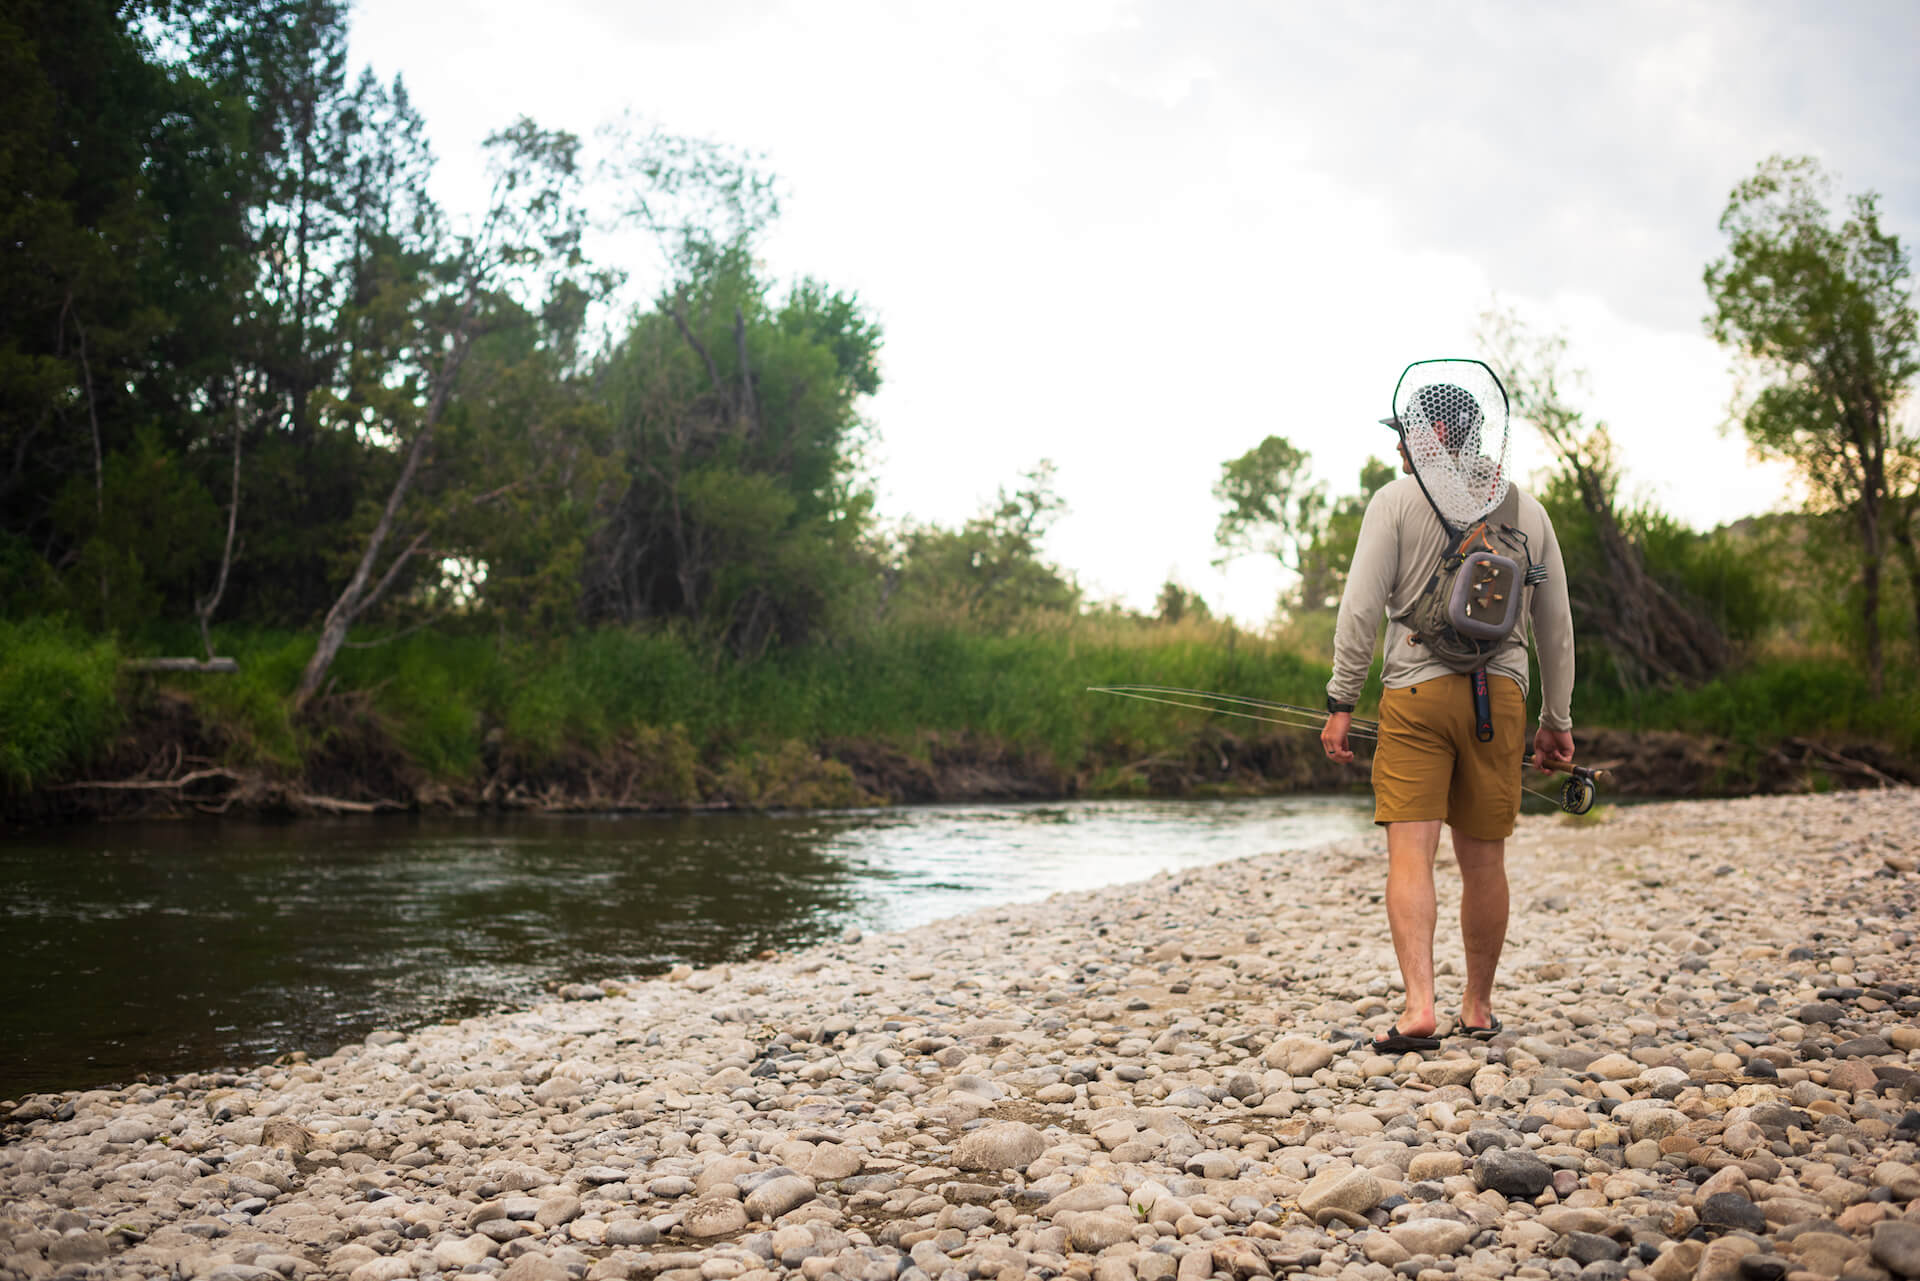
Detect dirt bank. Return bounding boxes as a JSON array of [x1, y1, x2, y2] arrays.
[[6, 693, 1915, 829]]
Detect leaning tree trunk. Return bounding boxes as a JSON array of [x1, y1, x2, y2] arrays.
[[195, 373, 247, 661], [1852, 409, 1887, 698], [289, 303, 475, 714], [1893, 520, 1920, 653], [1567, 461, 1730, 691], [1856, 495, 1884, 699]]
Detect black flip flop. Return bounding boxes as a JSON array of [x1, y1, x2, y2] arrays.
[[1362, 1031, 1442, 1054], [1458, 1017, 1503, 1041]]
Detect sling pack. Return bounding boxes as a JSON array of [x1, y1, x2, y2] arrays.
[[1395, 484, 1544, 676]]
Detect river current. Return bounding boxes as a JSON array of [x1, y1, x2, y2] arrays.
[[0, 795, 1375, 1098]]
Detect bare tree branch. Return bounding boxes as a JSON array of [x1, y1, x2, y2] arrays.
[[671, 295, 725, 407], [733, 304, 757, 439], [195, 369, 249, 661]]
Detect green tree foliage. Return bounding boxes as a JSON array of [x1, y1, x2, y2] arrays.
[[1530, 464, 1772, 696], [137, 0, 432, 628], [1296, 458, 1396, 613], [891, 463, 1081, 629], [1154, 581, 1212, 625], [0, 0, 246, 626], [51, 428, 222, 634], [1705, 154, 1920, 694], [1213, 440, 1393, 615], [0, 0, 889, 687], [291, 117, 605, 708], [583, 245, 884, 655], [423, 292, 617, 634], [599, 117, 783, 267], [1213, 436, 1321, 573]]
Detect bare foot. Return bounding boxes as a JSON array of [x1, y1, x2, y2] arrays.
[[1394, 1011, 1438, 1038]]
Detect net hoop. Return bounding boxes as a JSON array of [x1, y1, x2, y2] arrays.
[[1390, 358, 1512, 532]]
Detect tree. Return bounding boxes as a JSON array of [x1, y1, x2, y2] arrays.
[[1294, 458, 1396, 613], [1213, 435, 1323, 575], [291, 118, 597, 711], [1705, 155, 1919, 695], [417, 288, 618, 633], [1154, 580, 1212, 624], [892, 462, 1080, 628], [1479, 308, 1730, 690], [582, 244, 884, 654], [598, 116, 782, 269], [0, 0, 246, 628], [1213, 441, 1392, 615]]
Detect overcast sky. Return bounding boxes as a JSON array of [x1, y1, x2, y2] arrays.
[[354, 0, 1920, 623]]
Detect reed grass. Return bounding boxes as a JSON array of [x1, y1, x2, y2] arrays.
[[8, 615, 1914, 795], [0, 618, 123, 791]]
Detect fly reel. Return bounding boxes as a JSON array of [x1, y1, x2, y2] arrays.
[[1558, 773, 1596, 816]]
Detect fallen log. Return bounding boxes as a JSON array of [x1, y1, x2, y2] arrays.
[[123, 658, 239, 674], [293, 793, 405, 815]]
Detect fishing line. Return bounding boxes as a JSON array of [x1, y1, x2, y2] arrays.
[[1087, 684, 1599, 813], [1086, 685, 1377, 737]]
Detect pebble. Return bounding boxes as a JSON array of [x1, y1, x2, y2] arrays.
[[951, 1121, 1045, 1173], [1872, 1219, 1920, 1277], [1390, 1218, 1475, 1256], [1299, 1167, 1384, 1217], [1700, 1193, 1769, 1234], [1, 791, 1916, 1281], [682, 1200, 749, 1238], [1474, 1148, 1553, 1199]]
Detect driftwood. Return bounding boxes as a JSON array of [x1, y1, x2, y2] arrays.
[[1788, 737, 1901, 788], [52, 767, 242, 790], [50, 762, 404, 817], [124, 657, 239, 673], [294, 793, 404, 814]]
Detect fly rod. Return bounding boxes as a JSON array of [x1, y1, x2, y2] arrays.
[[1087, 684, 1604, 814]]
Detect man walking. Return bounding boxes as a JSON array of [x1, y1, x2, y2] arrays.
[[1320, 363, 1576, 1052]]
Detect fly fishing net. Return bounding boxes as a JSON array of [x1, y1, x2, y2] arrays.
[[1389, 359, 1511, 531]]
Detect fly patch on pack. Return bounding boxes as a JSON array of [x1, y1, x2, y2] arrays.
[[1397, 486, 1540, 674]]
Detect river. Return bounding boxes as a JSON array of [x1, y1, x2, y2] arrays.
[[0, 795, 1376, 1099]]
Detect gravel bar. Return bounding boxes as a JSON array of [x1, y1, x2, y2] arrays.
[[4, 790, 1919, 1281]]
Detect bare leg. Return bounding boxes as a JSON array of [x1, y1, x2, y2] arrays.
[[1451, 827, 1509, 1029], [1385, 819, 1443, 1037]]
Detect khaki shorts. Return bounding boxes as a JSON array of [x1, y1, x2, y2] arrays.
[[1372, 673, 1526, 840]]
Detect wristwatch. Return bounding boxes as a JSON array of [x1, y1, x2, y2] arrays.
[[1326, 695, 1355, 714]]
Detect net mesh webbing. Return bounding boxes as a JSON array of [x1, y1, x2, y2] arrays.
[[1391, 360, 1511, 530]]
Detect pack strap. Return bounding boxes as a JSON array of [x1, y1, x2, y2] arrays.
[[1471, 669, 1494, 743]]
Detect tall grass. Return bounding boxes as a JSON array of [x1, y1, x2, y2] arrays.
[[0, 618, 122, 791], [492, 616, 1333, 769], [9, 613, 1913, 796], [1578, 654, 1920, 753]]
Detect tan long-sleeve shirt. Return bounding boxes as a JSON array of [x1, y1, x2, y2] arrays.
[[1327, 475, 1575, 731]]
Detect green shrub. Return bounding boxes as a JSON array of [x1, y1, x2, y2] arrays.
[[330, 634, 497, 777], [160, 632, 307, 767], [0, 618, 122, 790]]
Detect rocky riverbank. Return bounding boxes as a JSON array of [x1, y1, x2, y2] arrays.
[[4, 790, 1919, 1281]]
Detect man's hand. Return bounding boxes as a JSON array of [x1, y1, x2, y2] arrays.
[[1321, 712, 1355, 764], [1533, 726, 1575, 773]]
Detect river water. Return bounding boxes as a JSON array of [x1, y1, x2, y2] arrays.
[[0, 795, 1375, 1099]]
